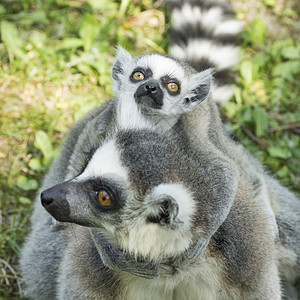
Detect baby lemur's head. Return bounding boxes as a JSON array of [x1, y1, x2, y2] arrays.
[[112, 47, 213, 131]]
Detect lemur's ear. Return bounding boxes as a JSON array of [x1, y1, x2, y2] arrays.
[[112, 46, 133, 85], [147, 195, 183, 230], [182, 68, 213, 112], [145, 183, 194, 230]]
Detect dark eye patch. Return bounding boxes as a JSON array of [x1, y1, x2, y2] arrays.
[[88, 177, 124, 212], [160, 75, 181, 95], [130, 68, 153, 83]]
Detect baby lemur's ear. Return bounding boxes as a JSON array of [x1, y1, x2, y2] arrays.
[[182, 68, 214, 112], [112, 46, 133, 86]]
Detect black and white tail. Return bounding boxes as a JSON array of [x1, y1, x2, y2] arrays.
[[169, 0, 243, 105]]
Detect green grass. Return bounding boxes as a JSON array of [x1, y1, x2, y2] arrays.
[[0, 0, 299, 298]]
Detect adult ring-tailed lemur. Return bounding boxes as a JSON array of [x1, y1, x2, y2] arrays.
[[20, 0, 300, 299]]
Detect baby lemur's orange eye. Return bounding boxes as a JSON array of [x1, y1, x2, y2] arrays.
[[132, 71, 145, 81], [98, 190, 112, 207], [167, 82, 179, 92]]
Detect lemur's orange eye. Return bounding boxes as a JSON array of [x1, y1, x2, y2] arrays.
[[97, 190, 112, 207], [83, 157, 90, 169], [167, 82, 179, 92], [132, 71, 145, 81]]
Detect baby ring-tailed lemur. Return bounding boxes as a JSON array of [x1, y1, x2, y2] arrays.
[[111, 46, 278, 239], [23, 128, 300, 299]]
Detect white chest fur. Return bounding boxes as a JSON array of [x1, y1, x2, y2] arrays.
[[120, 255, 236, 300]]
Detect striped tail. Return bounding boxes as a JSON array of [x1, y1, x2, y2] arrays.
[[169, 0, 243, 105]]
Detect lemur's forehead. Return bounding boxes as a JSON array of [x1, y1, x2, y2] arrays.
[[77, 140, 128, 183], [134, 54, 187, 80]]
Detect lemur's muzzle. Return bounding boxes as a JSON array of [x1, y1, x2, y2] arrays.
[[41, 180, 98, 227], [41, 181, 72, 222], [134, 80, 163, 109]]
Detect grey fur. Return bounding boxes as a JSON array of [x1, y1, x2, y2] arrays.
[[90, 229, 160, 279]]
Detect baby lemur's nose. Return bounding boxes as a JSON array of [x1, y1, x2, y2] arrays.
[[145, 82, 158, 93]]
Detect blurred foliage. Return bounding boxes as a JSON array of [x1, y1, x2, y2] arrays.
[[223, 16, 300, 192], [0, 0, 299, 298]]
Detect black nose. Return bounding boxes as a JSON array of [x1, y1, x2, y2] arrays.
[[41, 190, 55, 207], [144, 82, 157, 94], [40, 182, 71, 222], [134, 81, 163, 109]]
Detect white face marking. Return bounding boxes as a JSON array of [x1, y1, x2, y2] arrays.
[[118, 183, 196, 260], [77, 140, 128, 182], [116, 94, 155, 130], [149, 183, 196, 227], [113, 54, 191, 131], [113, 52, 212, 132], [136, 55, 186, 82]]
